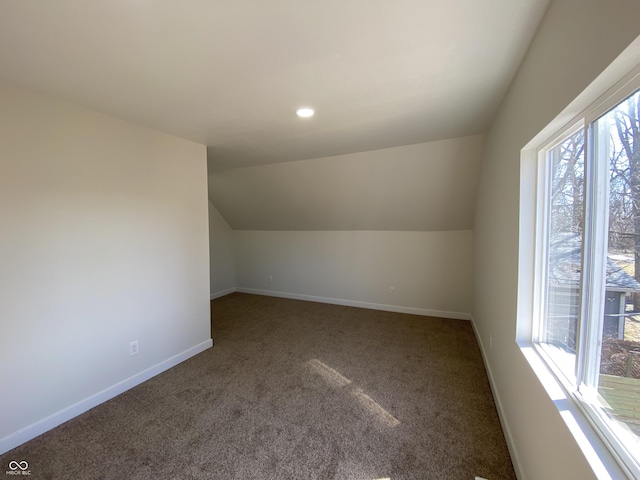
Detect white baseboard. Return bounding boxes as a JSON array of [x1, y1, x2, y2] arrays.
[[0, 339, 213, 455], [469, 316, 526, 480], [210, 287, 237, 300], [235, 287, 471, 320]]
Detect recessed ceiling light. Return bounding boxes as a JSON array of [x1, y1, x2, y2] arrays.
[[296, 107, 315, 118]]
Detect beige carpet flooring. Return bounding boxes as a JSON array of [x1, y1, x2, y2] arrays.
[[1, 293, 516, 479]]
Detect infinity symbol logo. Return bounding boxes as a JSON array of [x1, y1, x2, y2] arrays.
[[8, 461, 28, 471]]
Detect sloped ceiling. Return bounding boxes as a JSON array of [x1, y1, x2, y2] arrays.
[[210, 135, 484, 231]]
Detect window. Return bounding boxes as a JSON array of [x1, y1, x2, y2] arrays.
[[534, 81, 640, 477]]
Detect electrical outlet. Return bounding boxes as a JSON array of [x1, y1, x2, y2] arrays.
[[389, 286, 395, 295], [268, 275, 273, 284], [130, 340, 139, 356]]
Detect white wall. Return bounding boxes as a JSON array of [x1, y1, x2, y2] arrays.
[[0, 82, 211, 453], [472, 1, 640, 478], [209, 200, 235, 297], [234, 230, 472, 319], [209, 135, 482, 318]]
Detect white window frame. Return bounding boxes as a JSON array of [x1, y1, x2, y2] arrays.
[[533, 120, 585, 387], [519, 52, 640, 480]]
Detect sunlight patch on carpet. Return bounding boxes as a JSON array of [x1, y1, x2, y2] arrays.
[[351, 388, 400, 427], [307, 359, 352, 388]]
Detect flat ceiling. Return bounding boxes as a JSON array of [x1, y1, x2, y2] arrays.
[[0, 0, 549, 170]]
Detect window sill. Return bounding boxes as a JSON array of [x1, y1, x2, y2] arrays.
[[518, 342, 632, 479]]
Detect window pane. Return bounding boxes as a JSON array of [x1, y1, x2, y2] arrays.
[[542, 129, 585, 380], [595, 89, 640, 466]]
